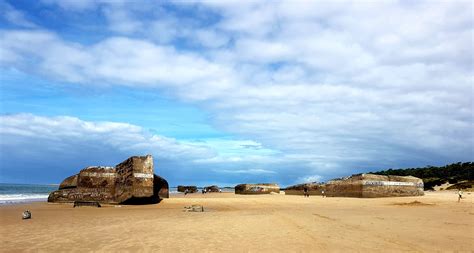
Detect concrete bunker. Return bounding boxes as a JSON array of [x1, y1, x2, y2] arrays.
[[325, 173, 424, 198], [235, 183, 280, 194], [48, 155, 169, 204]]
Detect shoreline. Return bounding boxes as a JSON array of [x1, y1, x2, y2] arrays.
[[0, 198, 47, 206], [0, 189, 467, 205], [0, 190, 464, 206]]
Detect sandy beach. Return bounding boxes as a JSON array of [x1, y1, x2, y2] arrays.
[[1, 191, 472, 252]]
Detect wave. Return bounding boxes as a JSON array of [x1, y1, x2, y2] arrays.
[[0, 194, 49, 204]]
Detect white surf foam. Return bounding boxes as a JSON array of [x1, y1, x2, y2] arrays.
[[0, 194, 49, 204]]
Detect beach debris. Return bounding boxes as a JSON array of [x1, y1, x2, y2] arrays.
[[48, 155, 169, 205], [73, 201, 101, 208], [22, 210, 31, 220], [235, 183, 280, 195], [183, 205, 204, 212]]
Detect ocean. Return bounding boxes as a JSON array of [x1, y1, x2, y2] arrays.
[[0, 183, 58, 204]]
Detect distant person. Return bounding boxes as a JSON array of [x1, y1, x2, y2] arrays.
[[321, 190, 325, 198], [303, 186, 309, 197], [219, 189, 222, 193], [458, 189, 463, 202], [184, 189, 189, 196]]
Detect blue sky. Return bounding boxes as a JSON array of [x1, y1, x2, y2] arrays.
[[0, 0, 472, 186]]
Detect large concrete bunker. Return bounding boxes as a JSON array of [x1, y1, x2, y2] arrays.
[[48, 155, 169, 204], [325, 173, 424, 198]]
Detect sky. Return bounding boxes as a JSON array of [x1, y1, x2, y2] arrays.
[[0, 0, 472, 186]]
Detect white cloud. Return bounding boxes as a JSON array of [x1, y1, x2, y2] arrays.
[[102, 5, 143, 34], [0, 30, 237, 100], [0, 113, 213, 160], [0, 1, 37, 28], [295, 175, 322, 184], [149, 17, 181, 44], [0, 114, 294, 184], [194, 29, 229, 48], [217, 169, 276, 175]]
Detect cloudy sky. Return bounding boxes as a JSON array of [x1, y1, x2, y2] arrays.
[[0, 0, 472, 186]]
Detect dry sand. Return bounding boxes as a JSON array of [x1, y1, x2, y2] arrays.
[[1, 191, 473, 252]]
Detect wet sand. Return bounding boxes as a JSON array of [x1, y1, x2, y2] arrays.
[[1, 191, 472, 252]]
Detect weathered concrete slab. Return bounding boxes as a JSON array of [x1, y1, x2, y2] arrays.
[[183, 205, 204, 212]]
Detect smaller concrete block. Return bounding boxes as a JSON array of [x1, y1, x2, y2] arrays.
[[235, 183, 280, 194], [204, 185, 220, 192], [177, 185, 198, 193]]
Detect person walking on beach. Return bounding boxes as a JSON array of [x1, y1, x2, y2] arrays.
[[458, 189, 463, 202], [303, 186, 309, 197], [184, 189, 189, 196], [321, 190, 325, 198]]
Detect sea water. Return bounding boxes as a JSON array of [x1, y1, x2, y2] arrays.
[[0, 183, 58, 204]]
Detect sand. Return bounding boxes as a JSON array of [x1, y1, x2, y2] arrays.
[[1, 191, 473, 252]]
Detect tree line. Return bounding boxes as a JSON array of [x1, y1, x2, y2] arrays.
[[371, 162, 473, 190]]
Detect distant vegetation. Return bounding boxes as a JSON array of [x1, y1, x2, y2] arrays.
[[371, 162, 473, 190]]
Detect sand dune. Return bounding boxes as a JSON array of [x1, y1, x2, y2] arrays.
[[1, 191, 472, 252]]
